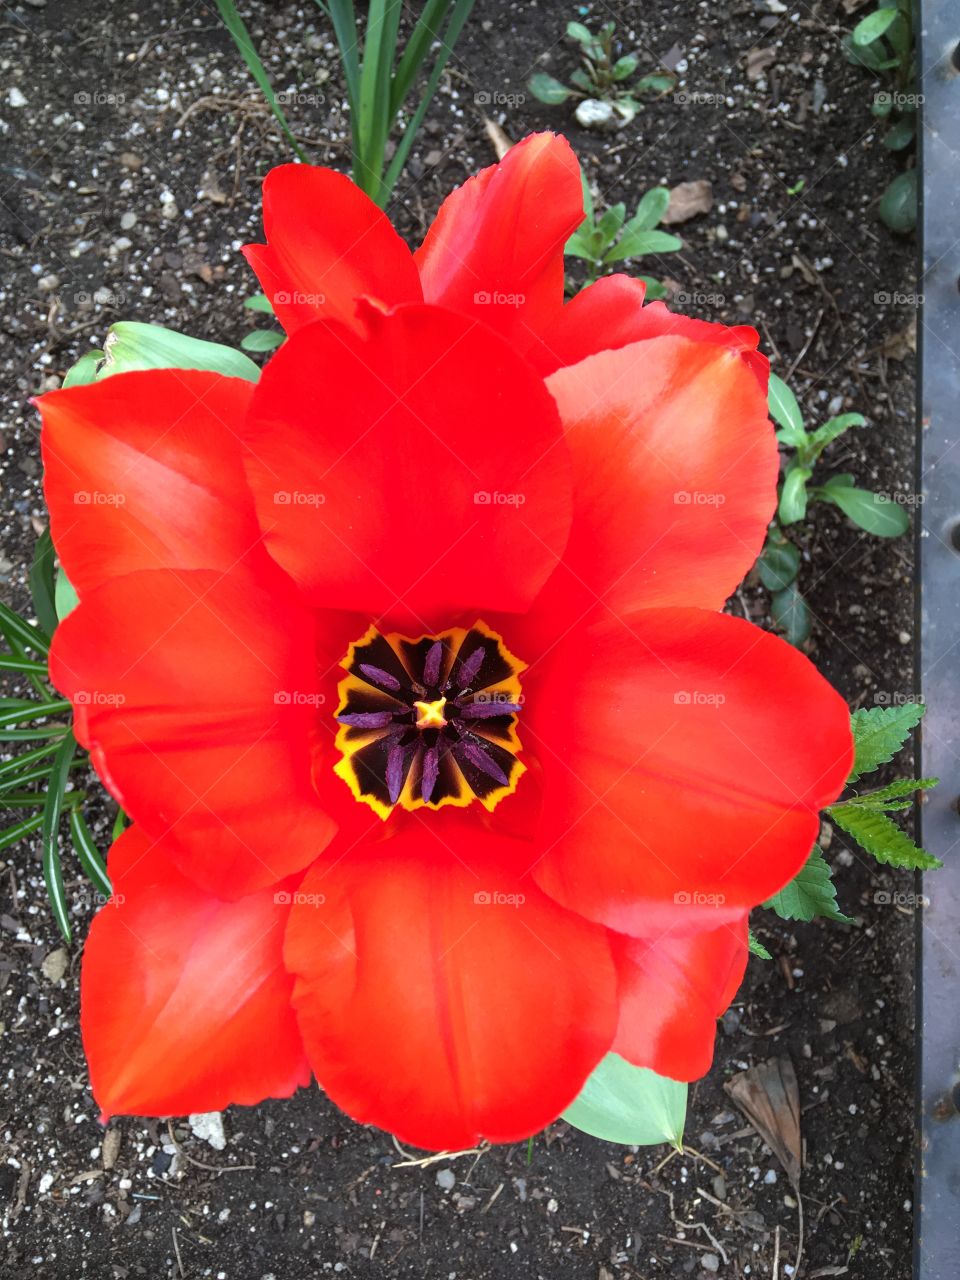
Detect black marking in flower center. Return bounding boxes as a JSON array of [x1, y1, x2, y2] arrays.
[[333, 622, 526, 819]]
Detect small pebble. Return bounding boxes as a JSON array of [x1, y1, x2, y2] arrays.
[[436, 1168, 456, 1191], [8, 87, 27, 108], [120, 211, 137, 230], [189, 1111, 226, 1151], [701, 1253, 721, 1272]]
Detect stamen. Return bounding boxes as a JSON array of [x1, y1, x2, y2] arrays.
[[460, 700, 522, 719], [358, 663, 402, 692], [337, 711, 397, 728], [423, 640, 443, 688], [459, 740, 509, 785], [456, 646, 485, 689], [386, 743, 407, 805], [421, 744, 440, 803]]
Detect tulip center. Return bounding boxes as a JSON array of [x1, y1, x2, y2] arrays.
[[333, 621, 525, 819]]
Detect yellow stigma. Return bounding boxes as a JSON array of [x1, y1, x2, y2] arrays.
[[414, 696, 448, 729]]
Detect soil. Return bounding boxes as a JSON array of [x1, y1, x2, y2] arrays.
[[0, 0, 919, 1277]]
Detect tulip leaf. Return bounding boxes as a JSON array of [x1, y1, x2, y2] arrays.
[[29, 529, 59, 639], [764, 846, 854, 924], [55, 568, 79, 622], [100, 322, 261, 382], [848, 703, 924, 781], [62, 349, 105, 388], [563, 1053, 687, 1147]]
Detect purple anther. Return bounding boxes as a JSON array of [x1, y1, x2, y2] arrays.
[[421, 744, 440, 803], [460, 700, 522, 719], [358, 663, 402, 692], [337, 711, 397, 729], [456, 645, 485, 688], [386, 744, 407, 805], [423, 640, 443, 688], [458, 741, 509, 785]]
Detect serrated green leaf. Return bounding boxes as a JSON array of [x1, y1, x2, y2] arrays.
[[764, 846, 854, 924], [749, 930, 772, 960], [768, 372, 804, 436], [563, 1053, 687, 1146], [847, 777, 937, 806], [822, 485, 909, 537], [758, 539, 801, 592], [849, 703, 924, 781], [829, 804, 941, 869]]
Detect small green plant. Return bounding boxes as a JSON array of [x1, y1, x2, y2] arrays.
[[214, 0, 476, 207], [529, 20, 674, 123], [757, 373, 908, 647], [844, 0, 918, 232], [565, 176, 682, 297], [752, 702, 936, 954]]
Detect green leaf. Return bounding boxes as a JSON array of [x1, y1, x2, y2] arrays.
[[778, 464, 812, 525], [240, 329, 286, 353], [62, 350, 104, 388], [55, 568, 79, 622], [0, 810, 46, 852], [69, 807, 112, 898], [829, 804, 941, 869], [749, 929, 772, 960], [566, 20, 593, 42], [852, 7, 899, 43], [878, 170, 917, 234], [823, 485, 909, 537], [768, 373, 804, 437], [628, 186, 671, 231], [0, 599, 50, 656], [213, 0, 308, 161], [849, 703, 924, 781], [634, 73, 675, 93], [637, 275, 669, 300], [770, 583, 812, 647], [847, 776, 938, 807], [764, 846, 854, 923], [596, 202, 627, 247], [41, 731, 78, 942], [757, 539, 801, 592], [806, 413, 866, 456], [29, 530, 58, 639], [243, 293, 275, 314], [101, 322, 260, 382], [563, 1053, 687, 1147], [528, 72, 573, 104], [603, 228, 683, 264], [884, 116, 916, 150], [612, 54, 638, 80]]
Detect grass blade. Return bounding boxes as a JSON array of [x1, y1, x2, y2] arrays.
[[41, 731, 78, 942], [390, 0, 452, 114], [70, 807, 112, 898], [0, 699, 71, 730], [0, 810, 45, 852], [0, 599, 50, 655], [0, 654, 49, 674], [29, 529, 59, 638], [213, 0, 308, 162]]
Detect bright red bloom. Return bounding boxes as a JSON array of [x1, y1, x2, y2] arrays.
[[38, 134, 853, 1151]]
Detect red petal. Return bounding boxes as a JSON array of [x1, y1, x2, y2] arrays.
[[49, 567, 338, 897], [82, 826, 310, 1118], [243, 163, 421, 335], [414, 133, 582, 359], [527, 333, 777, 627], [37, 370, 261, 596], [283, 816, 617, 1150], [526, 609, 853, 933], [243, 305, 572, 631], [611, 917, 748, 1080], [526, 273, 768, 385]]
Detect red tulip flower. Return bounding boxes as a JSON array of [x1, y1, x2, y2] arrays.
[[38, 133, 852, 1151]]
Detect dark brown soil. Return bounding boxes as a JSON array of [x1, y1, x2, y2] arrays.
[[0, 0, 918, 1277]]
